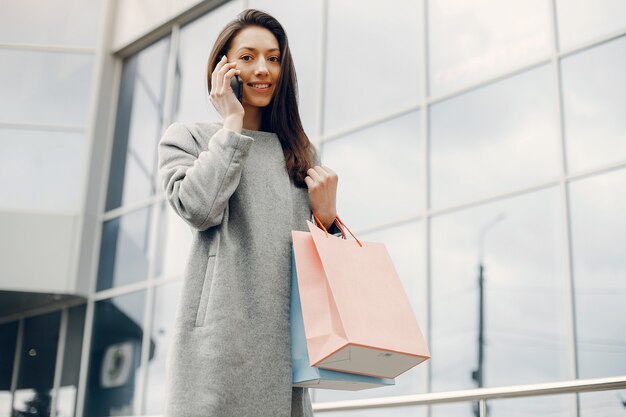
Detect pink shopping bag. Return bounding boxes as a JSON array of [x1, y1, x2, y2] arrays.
[[292, 215, 430, 379]]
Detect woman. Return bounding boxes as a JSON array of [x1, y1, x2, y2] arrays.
[[158, 8, 339, 417]]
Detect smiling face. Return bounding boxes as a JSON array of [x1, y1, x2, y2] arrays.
[[226, 25, 281, 109]]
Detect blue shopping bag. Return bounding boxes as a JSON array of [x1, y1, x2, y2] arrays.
[[290, 250, 395, 390]]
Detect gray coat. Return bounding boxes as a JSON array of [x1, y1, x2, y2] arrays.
[[158, 121, 317, 417]]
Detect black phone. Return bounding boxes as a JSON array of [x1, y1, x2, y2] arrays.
[[219, 55, 243, 103]]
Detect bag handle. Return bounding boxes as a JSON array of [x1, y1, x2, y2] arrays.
[[312, 213, 363, 247]]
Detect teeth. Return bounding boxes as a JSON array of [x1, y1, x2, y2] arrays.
[[251, 84, 270, 88]]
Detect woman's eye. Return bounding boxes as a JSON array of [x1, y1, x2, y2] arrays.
[[240, 55, 252, 61], [270, 56, 281, 63]]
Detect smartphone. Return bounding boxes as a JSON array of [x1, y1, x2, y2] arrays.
[[219, 55, 243, 103]]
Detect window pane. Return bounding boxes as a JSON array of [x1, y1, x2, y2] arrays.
[[569, 168, 626, 379], [556, 0, 626, 50], [561, 36, 626, 174], [174, 1, 244, 124], [0, 50, 93, 126], [13, 311, 61, 417], [486, 394, 574, 417], [324, 0, 423, 134], [144, 281, 182, 415], [84, 291, 147, 417], [428, 0, 551, 96], [580, 390, 626, 417], [0, 0, 103, 47], [247, 0, 322, 137], [314, 221, 426, 403], [430, 188, 570, 394], [57, 304, 86, 417], [0, 128, 86, 211], [321, 111, 422, 232], [430, 65, 560, 209], [97, 206, 153, 291], [0, 321, 18, 417], [106, 37, 169, 211], [154, 200, 193, 279]]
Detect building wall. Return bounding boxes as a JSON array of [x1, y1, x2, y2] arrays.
[[1, 0, 625, 416]]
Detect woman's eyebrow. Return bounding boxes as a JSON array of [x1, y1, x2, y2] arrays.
[[236, 46, 280, 53]]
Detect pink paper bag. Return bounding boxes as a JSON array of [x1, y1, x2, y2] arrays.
[[292, 218, 430, 379]]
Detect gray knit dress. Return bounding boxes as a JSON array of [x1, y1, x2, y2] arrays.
[[158, 121, 316, 417]]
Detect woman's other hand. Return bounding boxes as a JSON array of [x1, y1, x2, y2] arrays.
[[210, 55, 245, 132], [305, 166, 338, 230]]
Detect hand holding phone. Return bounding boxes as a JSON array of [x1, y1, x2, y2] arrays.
[[209, 55, 245, 129]]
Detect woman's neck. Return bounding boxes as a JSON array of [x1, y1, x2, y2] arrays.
[[242, 103, 261, 131]]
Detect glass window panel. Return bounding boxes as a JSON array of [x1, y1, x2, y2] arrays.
[[569, 168, 626, 379], [428, 0, 552, 96], [97, 206, 153, 291], [314, 221, 426, 403], [84, 291, 147, 417], [13, 311, 61, 417], [430, 188, 570, 393], [106, 36, 169, 211], [0, 50, 93, 126], [154, 200, 193, 279], [556, 0, 626, 50], [174, 1, 244, 124], [0, 321, 18, 417], [580, 390, 626, 417], [561, 36, 626, 174], [0, 128, 86, 212], [321, 111, 422, 232], [0, 0, 103, 47], [324, 0, 423, 134], [430, 65, 560, 209], [247, 0, 322, 137], [57, 304, 86, 417], [144, 281, 182, 415], [485, 394, 574, 417]]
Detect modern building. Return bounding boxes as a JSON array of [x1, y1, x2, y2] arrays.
[[1, 0, 625, 416]]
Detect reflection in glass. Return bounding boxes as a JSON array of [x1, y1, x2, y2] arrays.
[[430, 65, 560, 209], [97, 206, 152, 291], [428, 0, 551, 96], [57, 305, 86, 417], [0, 128, 86, 212], [324, 0, 422, 134], [569, 168, 626, 379], [321, 111, 421, 232], [84, 291, 148, 417], [174, 1, 244, 124], [314, 221, 426, 403], [145, 281, 182, 415], [580, 390, 626, 417], [154, 200, 193, 279], [13, 311, 61, 417], [556, 0, 626, 50], [561, 35, 626, 174], [247, 0, 322, 137], [430, 188, 569, 398], [0, 50, 93, 126], [0, 321, 18, 417], [106, 36, 169, 211], [0, 0, 103, 47]]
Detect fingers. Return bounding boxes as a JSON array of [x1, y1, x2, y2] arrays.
[[305, 166, 338, 190], [211, 55, 227, 91], [212, 56, 237, 94]]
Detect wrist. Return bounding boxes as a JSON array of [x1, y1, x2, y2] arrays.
[[223, 115, 243, 133]]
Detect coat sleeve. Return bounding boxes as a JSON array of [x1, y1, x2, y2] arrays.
[[158, 122, 254, 231]]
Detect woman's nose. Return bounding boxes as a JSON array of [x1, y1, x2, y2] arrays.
[[254, 59, 269, 76]]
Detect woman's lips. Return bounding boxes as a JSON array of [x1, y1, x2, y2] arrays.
[[248, 84, 272, 94]]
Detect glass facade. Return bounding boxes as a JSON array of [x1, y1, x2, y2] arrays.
[[1, 0, 625, 416]]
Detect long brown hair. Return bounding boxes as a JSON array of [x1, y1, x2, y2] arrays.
[[207, 9, 314, 188]]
